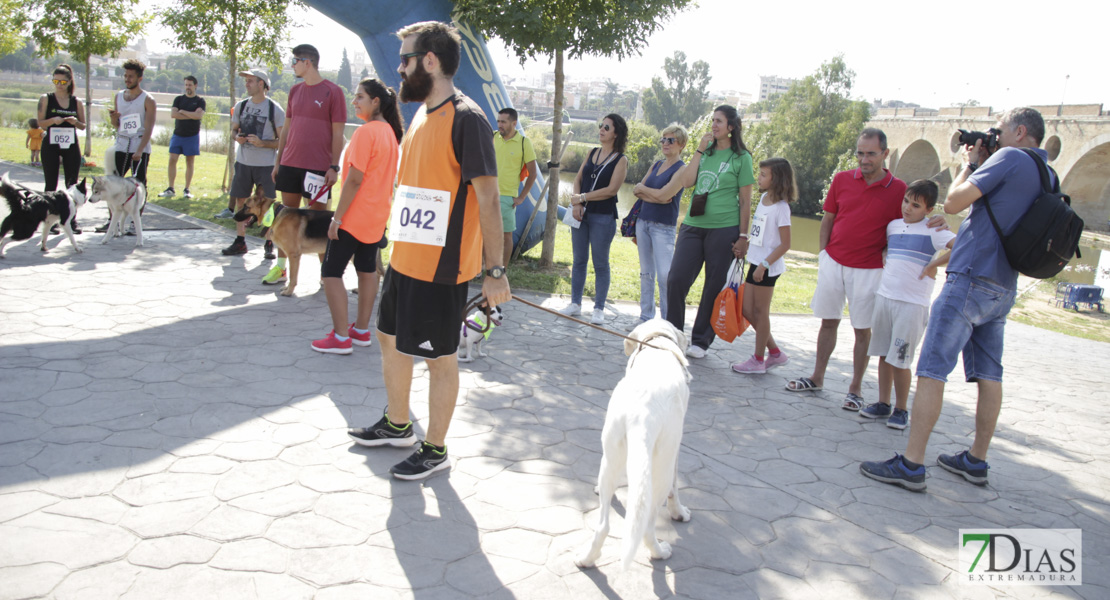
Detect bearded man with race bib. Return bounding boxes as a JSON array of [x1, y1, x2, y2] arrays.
[[265, 44, 347, 286], [346, 21, 511, 481]]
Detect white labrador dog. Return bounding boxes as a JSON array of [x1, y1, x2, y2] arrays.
[[575, 318, 693, 571], [90, 175, 146, 247]]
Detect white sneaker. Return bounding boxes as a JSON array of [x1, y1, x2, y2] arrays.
[[686, 345, 707, 359], [559, 303, 581, 316], [591, 310, 606, 325]]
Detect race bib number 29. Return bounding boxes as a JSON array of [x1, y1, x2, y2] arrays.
[[390, 185, 449, 246]]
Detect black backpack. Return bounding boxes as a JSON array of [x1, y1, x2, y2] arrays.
[[983, 148, 1083, 279]]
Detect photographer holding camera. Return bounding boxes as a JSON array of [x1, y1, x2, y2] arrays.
[[860, 107, 1050, 492]]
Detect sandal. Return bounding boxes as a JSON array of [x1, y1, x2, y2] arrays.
[[786, 377, 822, 392], [842, 393, 864, 411]]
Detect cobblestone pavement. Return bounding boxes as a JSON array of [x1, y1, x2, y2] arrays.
[[1, 163, 1107, 599]]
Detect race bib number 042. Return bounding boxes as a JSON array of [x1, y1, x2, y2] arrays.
[[390, 185, 449, 246]]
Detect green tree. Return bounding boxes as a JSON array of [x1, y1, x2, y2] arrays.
[[0, 4, 28, 57], [26, 0, 149, 156], [162, 0, 300, 188], [453, 0, 694, 267], [336, 48, 352, 92], [641, 51, 711, 129], [745, 55, 871, 216]]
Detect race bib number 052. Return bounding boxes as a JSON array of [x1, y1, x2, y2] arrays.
[[390, 185, 449, 246], [50, 127, 76, 149]]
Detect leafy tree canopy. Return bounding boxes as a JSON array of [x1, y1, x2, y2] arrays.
[[641, 51, 711, 129], [745, 55, 871, 216]]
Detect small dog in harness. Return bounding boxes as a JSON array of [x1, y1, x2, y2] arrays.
[[458, 305, 503, 363]]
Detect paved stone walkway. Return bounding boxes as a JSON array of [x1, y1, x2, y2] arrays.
[[0, 163, 1107, 599]]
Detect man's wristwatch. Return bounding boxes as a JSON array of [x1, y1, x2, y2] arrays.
[[486, 265, 506, 279], [329, 164, 341, 173]]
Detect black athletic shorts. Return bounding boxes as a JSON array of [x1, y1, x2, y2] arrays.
[[746, 262, 780, 287], [321, 229, 384, 278], [274, 165, 331, 203], [377, 267, 468, 360]]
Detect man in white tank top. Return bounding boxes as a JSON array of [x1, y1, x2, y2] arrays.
[[109, 59, 156, 187], [95, 59, 157, 234]]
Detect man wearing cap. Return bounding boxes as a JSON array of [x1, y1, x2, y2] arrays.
[[221, 68, 286, 256]]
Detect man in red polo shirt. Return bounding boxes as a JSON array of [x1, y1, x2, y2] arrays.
[[787, 128, 943, 407]]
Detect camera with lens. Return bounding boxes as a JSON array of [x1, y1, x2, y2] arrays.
[[957, 128, 1001, 151]]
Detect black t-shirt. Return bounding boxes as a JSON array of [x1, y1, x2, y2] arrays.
[[172, 95, 206, 137]]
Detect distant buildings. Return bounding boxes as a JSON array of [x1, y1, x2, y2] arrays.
[[758, 75, 797, 102]]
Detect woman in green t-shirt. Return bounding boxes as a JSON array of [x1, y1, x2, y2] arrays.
[[663, 105, 755, 358]]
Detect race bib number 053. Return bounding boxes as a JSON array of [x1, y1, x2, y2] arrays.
[[119, 113, 141, 137], [390, 185, 449, 246]]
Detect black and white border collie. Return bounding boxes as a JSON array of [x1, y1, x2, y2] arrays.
[[0, 173, 88, 257]]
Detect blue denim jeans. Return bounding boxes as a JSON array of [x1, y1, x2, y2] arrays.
[[635, 219, 676, 321], [570, 212, 616, 309], [916, 273, 1016, 383]]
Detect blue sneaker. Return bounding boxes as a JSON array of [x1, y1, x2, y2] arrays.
[[887, 408, 909, 430], [937, 451, 990, 486], [860, 454, 926, 492], [859, 402, 893, 419]]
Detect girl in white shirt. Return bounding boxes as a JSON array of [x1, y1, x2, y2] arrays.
[[732, 157, 796, 375]]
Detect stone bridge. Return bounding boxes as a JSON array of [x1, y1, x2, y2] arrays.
[[871, 104, 1110, 230]]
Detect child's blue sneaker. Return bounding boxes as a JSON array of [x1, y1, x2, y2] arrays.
[[859, 402, 893, 419], [860, 454, 926, 492], [886, 408, 909, 430], [937, 450, 990, 486]]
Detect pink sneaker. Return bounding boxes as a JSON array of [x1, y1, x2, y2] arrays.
[[731, 355, 766, 374], [311, 331, 353, 355], [764, 351, 790, 369], [348, 324, 373, 347]]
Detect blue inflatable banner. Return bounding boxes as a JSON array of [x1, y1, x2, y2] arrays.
[[304, 0, 562, 253]]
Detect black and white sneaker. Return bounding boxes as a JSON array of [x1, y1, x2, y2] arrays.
[[348, 414, 417, 447], [390, 442, 450, 480], [263, 240, 275, 259]]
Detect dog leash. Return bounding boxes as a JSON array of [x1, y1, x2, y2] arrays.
[[508, 294, 665, 350]]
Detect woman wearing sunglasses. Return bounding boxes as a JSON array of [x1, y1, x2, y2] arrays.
[[561, 114, 629, 324], [655, 105, 755, 358], [37, 64, 86, 196], [631, 124, 688, 323]]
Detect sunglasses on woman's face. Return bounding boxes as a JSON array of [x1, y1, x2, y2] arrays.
[[660, 137, 676, 145], [52, 79, 69, 86], [598, 123, 611, 131]]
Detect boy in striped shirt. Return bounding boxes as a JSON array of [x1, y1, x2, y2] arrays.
[[856, 179, 956, 429]]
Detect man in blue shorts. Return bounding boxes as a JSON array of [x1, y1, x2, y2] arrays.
[[860, 107, 1049, 492], [160, 75, 206, 199]]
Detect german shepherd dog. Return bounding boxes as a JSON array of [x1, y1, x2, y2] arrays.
[[235, 193, 331, 296], [0, 173, 88, 257]]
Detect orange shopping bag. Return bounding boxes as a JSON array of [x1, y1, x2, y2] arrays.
[[712, 259, 747, 342]]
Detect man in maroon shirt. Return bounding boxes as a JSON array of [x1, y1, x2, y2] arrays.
[[263, 44, 347, 286], [787, 128, 944, 408]]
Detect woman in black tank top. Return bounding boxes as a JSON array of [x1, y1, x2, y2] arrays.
[[38, 64, 86, 194], [560, 113, 629, 324]]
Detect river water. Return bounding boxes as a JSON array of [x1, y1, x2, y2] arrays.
[[557, 172, 1106, 286]]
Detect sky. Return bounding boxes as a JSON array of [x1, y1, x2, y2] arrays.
[[142, 0, 1107, 110]]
